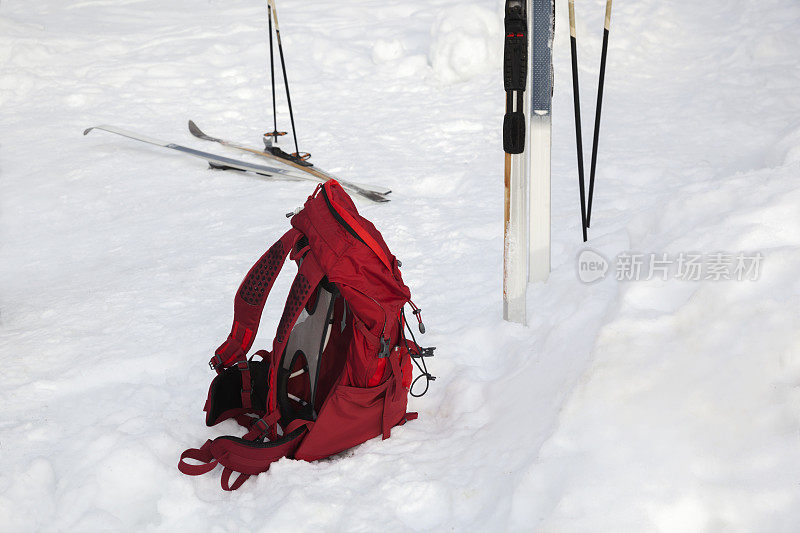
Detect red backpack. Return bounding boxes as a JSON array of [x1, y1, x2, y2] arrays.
[[178, 180, 434, 490]]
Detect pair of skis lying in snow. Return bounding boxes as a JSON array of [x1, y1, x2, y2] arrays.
[[83, 122, 391, 203]]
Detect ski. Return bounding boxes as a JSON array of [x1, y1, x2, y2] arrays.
[[502, 0, 529, 325], [83, 125, 390, 203], [528, 0, 554, 282], [187, 120, 392, 197]]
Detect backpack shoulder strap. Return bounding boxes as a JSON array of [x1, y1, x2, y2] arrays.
[[209, 228, 301, 372], [265, 250, 326, 416]]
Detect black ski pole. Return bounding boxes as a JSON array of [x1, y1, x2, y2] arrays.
[[267, 0, 303, 159], [266, 3, 281, 139], [586, 0, 612, 228], [569, 0, 588, 242]]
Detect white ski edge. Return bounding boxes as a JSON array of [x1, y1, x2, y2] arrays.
[[187, 120, 392, 197], [522, 0, 534, 288], [83, 125, 390, 203]]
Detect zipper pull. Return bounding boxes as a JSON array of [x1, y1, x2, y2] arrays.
[[285, 206, 302, 218], [410, 301, 425, 334]]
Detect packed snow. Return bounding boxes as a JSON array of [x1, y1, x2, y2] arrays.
[[2, 0, 800, 531]]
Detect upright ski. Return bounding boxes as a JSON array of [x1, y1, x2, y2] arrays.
[[83, 125, 390, 203], [503, 0, 529, 324], [187, 120, 391, 197], [528, 0, 554, 282]]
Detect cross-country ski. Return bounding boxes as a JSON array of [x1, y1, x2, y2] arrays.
[[528, 0, 554, 282], [503, 0, 554, 322], [187, 120, 391, 196], [83, 125, 391, 203], [502, 0, 529, 324]]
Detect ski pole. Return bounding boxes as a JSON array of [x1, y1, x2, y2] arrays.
[[586, 0, 612, 228], [569, 0, 588, 242], [266, 3, 280, 139], [267, 0, 302, 159]]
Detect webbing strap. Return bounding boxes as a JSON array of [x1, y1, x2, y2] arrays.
[[178, 440, 217, 476], [234, 413, 257, 430], [382, 351, 405, 440], [243, 409, 282, 441], [238, 361, 253, 409], [221, 467, 250, 491], [210, 228, 301, 372]]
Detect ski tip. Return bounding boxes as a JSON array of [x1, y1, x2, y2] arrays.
[[367, 192, 391, 203], [188, 120, 207, 139], [83, 127, 95, 136]]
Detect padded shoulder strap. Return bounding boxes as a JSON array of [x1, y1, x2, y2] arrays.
[[266, 251, 326, 414], [210, 228, 301, 372]]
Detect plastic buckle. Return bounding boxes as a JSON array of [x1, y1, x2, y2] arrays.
[[209, 354, 223, 371], [377, 337, 392, 359], [251, 418, 269, 437], [410, 346, 436, 358], [251, 410, 280, 439]]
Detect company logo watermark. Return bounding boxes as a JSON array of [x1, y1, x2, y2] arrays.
[[578, 251, 763, 283], [577, 250, 609, 283]]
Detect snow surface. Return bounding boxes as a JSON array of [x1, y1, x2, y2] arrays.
[[2, 0, 800, 531]]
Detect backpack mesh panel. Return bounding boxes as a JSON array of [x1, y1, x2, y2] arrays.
[[239, 241, 285, 305], [275, 273, 311, 344]]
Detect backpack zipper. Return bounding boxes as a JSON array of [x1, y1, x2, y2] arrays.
[[321, 185, 366, 246]]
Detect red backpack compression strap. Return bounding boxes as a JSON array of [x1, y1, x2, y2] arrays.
[[209, 228, 301, 373]]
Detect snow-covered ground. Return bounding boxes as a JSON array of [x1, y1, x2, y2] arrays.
[[2, 0, 800, 531]]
